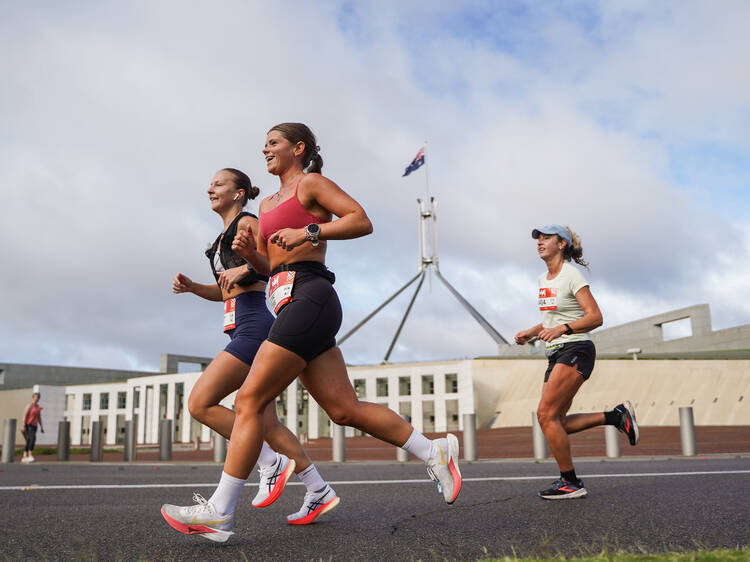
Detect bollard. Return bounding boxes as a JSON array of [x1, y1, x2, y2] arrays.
[[90, 421, 103, 462], [123, 420, 136, 462], [332, 423, 345, 462], [463, 413, 477, 461], [605, 425, 620, 458], [159, 419, 172, 461], [679, 406, 696, 456], [532, 411, 547, 460], [2, 419, 17, 463], [57, 420, 70, 461], [213, 432, 227, 463], [396, 415, 409, 462]]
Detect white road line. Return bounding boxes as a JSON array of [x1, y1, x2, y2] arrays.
[[1, 469, 749, 491]]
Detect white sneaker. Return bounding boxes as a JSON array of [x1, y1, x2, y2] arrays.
[[286, 484, 340, 525], [160, 493, 234, 543], [426, 433, 462, 504], [21, 456, 30, 464], [252, 453, 295, 508]]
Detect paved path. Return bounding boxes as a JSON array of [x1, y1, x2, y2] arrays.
[[1, 456, 749, 560]]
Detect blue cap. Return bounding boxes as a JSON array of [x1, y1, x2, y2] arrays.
[[532, 224, 571, 245]]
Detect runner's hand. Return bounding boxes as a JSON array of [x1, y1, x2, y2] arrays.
[[537, 325, 567, 342], [514, 330, 534, 345], [173, 273, 194, 294], [269, 228, 307, 251], [232, 224, 256, 258], [218, 266, 249, 292]]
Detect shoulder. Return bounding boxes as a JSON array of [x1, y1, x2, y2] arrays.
[[563, 263, 589, 289]]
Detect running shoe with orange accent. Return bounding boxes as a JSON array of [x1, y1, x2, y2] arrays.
[[614, 400, 639, 445], [160, 493, 234, 543], [426, 433, 462, 504], [538, 478, 587, 500], [252, 453, 296, 508], [286, 484, 340, 525]]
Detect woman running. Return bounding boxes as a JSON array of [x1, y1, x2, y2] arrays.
[[514, 224, 639, 499], [163, 168, 335, 535], [161, 123, 462, 543]]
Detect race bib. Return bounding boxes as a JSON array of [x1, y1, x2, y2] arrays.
[[223, 298, 236, 332], [269, 271, 296, 314], [539, 287, 557, 311]]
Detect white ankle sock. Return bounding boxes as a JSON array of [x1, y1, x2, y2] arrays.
[[257, 442, 278, 468], [209, 471, 246, 515], [401, 429, 433, 462], [297, 464, 325, 493]]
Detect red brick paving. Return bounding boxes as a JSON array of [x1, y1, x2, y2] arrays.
[[20, 426, 750, 463]]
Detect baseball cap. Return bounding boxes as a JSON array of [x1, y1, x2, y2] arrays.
[[531, 224, 572, 246]]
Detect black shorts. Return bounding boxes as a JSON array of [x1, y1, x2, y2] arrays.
[[544, 340, 596, 382], [267, 262, 342, 362]]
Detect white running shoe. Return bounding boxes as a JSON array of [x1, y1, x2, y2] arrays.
[[21, 456, 30, 464], [160, 493, 234, 543], [286, 484, 340, 525], [426, 433, 462, 504], [252, 453, 295, 508]]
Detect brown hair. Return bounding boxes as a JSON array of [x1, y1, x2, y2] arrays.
[[561, 226, 589, 268], [268, 122, 323, 174], [221, 168, 260, 207]]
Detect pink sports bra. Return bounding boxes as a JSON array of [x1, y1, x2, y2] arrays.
[[259, 178, 323, 241]]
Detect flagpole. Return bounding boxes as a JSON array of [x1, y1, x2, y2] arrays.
[[423, 140, 430, 201]]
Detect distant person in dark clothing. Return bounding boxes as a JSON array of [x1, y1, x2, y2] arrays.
[[22, 392, 44, 463]]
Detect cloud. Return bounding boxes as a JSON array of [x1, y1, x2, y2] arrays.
[[0, 1, 748, 370]]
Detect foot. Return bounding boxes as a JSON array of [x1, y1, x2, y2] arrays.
[[252, 453, 295, 508], [21, 456, 30, 464], [426, 433, 462, 504], [286, 484, 340, 525], [538, 478, 587, 500], [160, 493, 234, 543], [614, 400, 639, 445]]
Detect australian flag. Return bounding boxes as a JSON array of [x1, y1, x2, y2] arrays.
[[402, 147, 425, 177]]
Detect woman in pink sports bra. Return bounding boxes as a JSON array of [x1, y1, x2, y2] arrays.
[[160, 122, 463, 542]]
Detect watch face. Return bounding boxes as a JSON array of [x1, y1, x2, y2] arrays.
[[307, 223, 320, 235]]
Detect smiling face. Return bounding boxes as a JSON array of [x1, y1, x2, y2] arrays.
[[536, 233, 567, 261], [207, 170, 242, 213], [263, 130, 304, 176]]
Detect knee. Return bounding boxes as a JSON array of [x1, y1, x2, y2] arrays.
[[536, 406, 556, 429], [187, 393, 210, 423], [234, 387, 267, 419], [326, 402, 359, 427]]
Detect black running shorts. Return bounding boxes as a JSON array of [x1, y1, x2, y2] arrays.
[[544, 340, 596, 382], [267, 262, 342, 362]]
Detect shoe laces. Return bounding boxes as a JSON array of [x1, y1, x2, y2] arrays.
[[185, 493, 214, 515], [302, 485, 329, 505], [258, 456, 280, 479]]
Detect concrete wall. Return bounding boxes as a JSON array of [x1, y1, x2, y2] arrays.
[[474, 358, 750, 428], [0, 387, 33, 446]]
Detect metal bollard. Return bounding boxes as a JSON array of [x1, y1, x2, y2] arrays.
[[532, 411, 547, 460], [332, 423, 345, 462], [679, 406, 696, 456], [605, 425, 620, 458], [90, 421, 103, 462], [159, 419, 172, 461], [213, 432, 227, 463], [2, 419, 17, 463], [463, 413, 477, 461], [57, 420, 70, 461], [396, 415, 409, 462], [123, 420, 136, 462]]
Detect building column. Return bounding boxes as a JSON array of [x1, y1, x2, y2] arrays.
[[308, 396, 320, 439], [434, 372, 447, 433], [286, 380, 298, 436]]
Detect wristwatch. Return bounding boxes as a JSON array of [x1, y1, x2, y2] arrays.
[[564, 323, 573, 335], [305, 223, 320, 247]]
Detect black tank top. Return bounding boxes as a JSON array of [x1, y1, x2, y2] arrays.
[[205, 212, 269, 287]]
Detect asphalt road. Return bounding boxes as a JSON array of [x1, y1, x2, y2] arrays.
[[1, 456, 749, 561]]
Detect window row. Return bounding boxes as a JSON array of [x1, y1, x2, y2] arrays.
[[68, 391, 128, 411], [353, 373, 458, 398]]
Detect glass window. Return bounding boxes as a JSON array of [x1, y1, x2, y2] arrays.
[[100, 393, 109, 410], [353, 379, 366, 398], [376, 377, 388, 397], [445, 373, 458, 394], [133, 389, 140, 409], [117, 392, 127, 409], [399, 376, 411, 396], [82, 393, 91, 411], [422, 375, 434, 395]]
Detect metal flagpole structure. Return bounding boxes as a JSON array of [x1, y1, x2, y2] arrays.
[[337, 143, 509, 362]]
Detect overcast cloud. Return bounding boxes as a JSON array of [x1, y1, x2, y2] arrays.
[[1, 1, 749, 370]]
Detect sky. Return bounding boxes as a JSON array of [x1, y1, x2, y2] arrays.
[[1, 0, 749, 371]]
